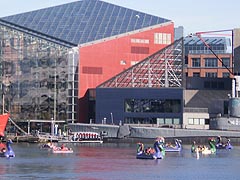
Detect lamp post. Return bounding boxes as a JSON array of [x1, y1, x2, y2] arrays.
[[2, 76, 11, 113], [51, 117, 54, 136], [51, 47, 58, 136], [110, 112, 114, 125]]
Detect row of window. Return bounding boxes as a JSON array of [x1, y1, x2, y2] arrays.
[[124, 117, 180, 125], [188, 118, 209, 125], [191, 58, 230, 68], [154, 33, 171, 45], [193, 72, 230, 78]]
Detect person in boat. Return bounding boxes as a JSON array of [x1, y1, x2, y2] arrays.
[[145, 147, 155, 155], [216, 136, 231, 149], [153, 136, 165, 158], [1, 147, 6, 153], [191, 141, 196, 153], [216, 136, 223, 146], [137, 143, 144, 154], [61, 144, 65, 149], [191, 141, 203, 153], [165, 142, 175, 148], [0, 137, 6, 153]]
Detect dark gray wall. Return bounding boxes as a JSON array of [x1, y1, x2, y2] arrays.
[[186, 77, 232, 90], [96, 88, 184, 124]]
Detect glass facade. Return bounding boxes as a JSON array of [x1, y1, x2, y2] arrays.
[[124, 97, 182, 126], [0, 25, 78, 123], [184, 37, 228, 55], [124, 117, 181, 126], [125, 98, 181, 113]]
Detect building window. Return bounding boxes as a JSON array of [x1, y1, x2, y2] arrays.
[[124, 117, 157, 125], [199, 118, 205, 125], [157, 118, 164, 125], [223, 72, 230, 78], [131, 38, 149, 44], [188, 118, 205, 125], [154, 33, 171, 44], [192, 58, 200, 67], [165, 118, 172, 124], [194, 118, 199, 125], [205, 72, 217, 78], [188, 118, 194, 125], [193, 72, 200, 77], [222, 58, 230, 67], [131, 46, 149, 54], [124, 98, 181, 113], [173, 118, 180, 124], [82, 66, 103, 74], [205, 58, 218, 67]]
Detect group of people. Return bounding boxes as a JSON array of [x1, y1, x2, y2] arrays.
[[191, 136, 232, 154], [137, 136, 165, 155], [191, 141, 210, 153]]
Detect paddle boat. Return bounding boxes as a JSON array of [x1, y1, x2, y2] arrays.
[[0, 139, 15, 158], [165, 139, 182, 152], [40, 142, 56, 149], [52, 144, 73, 154], [136, 137, 165, 159], [191, 138, 216, 155], [215, 136, 233, 150]]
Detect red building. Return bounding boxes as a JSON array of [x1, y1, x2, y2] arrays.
[[79, 23, 174, 122]]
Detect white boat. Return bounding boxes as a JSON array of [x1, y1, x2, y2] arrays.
[[59, 132, 103, 143]]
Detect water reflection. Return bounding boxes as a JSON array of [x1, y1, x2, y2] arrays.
[[0, 143, 239, 180]]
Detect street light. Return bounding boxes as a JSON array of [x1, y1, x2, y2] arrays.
[[110, 112, 114, 125], [51, 117, 54, 136]]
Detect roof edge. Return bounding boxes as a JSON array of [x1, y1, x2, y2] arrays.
[[79, 21, 174, 47], [0, 18, 77, 48]]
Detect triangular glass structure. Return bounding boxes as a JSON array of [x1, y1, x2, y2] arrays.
[[98, 38, 184, 88], [1, 0, 171, 45]]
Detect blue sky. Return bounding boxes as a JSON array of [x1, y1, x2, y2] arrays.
[[0, 0, 239, 35]]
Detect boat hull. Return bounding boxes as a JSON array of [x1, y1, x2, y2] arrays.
[[165, 147, 181, 152], [136, 152, 163, 159], [59, 140, 103, 143], [216, 143, 233, 150], [0, 113, 10, 137], [52, 150, 73, 154], [52, 146, 73, 153], [165, 139, 182, 152]]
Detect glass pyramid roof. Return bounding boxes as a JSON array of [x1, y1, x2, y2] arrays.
[[1, 0, 171, 45]]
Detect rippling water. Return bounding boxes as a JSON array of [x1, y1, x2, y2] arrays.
[[0, 142, 239, 180]]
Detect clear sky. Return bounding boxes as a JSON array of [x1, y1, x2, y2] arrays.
[[0, 0, 239, 35]]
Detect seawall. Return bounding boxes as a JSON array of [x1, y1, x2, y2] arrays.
[[67, 123, 240, 144]]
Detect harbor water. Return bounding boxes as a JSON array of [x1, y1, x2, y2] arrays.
[[0, 142, 239, 180]]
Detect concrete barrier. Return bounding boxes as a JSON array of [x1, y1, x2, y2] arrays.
[[67, 123, 240, 140]]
